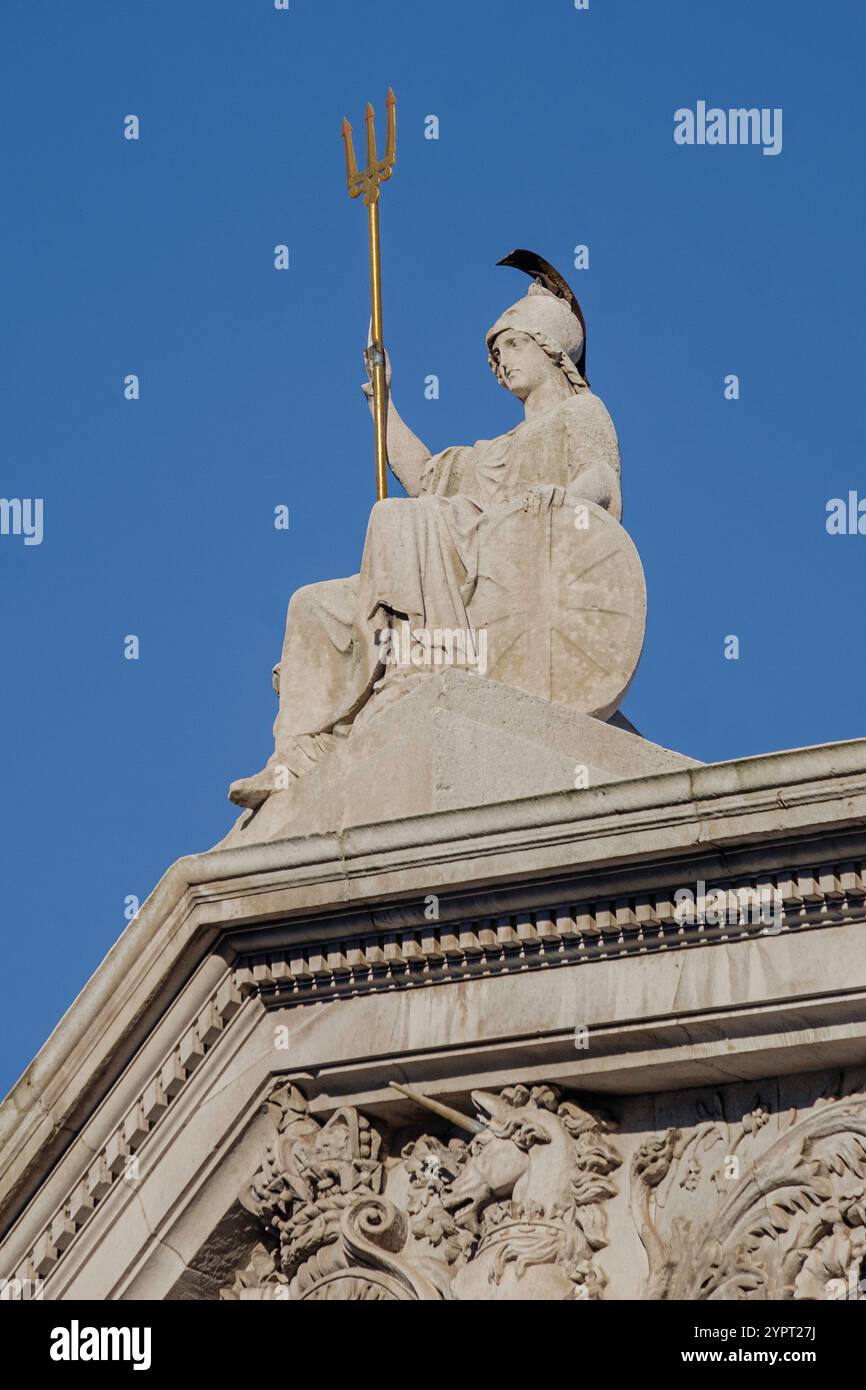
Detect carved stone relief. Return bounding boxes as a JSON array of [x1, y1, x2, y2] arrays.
[[220, 1070, 866, 1302], [221, 1081, 621, 1301], [631, 1075, 866, 1301]]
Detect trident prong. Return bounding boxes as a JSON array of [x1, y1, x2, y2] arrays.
[[365, 102, 377, 175], [341, 89, 397, 502], [341, 116, 357, 191], [384, 87, 396, 176], [341, 88, 396, 206]]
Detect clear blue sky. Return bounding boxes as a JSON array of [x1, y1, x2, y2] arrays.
[[2, 0, 864, 1097]]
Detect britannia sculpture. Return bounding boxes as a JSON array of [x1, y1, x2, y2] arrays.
[[229, 96, 645, 812]]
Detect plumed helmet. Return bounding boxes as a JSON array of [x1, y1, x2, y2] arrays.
[[486, 249, 589, 391]]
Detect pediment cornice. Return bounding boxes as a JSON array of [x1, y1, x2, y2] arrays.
[[2, 738, 866, 1287]]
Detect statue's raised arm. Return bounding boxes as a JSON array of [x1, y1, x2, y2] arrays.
[[360, 348, 432, 499]]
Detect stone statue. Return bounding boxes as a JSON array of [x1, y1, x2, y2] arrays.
[[229, 258, 646, 810]]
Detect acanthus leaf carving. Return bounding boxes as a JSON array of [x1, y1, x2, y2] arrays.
[[631, 1090, 866, 1301]]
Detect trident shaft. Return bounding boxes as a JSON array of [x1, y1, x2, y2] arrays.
[[342, 89, 396, 502]]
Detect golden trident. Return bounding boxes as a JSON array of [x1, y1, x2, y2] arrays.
[[341, 88, 396, 501]]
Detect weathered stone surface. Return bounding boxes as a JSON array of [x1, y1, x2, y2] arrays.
[[218, 668, 696, 847], [2, 737, 866, 1298]]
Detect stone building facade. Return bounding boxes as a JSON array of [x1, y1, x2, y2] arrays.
[[2, 671, 865, 1300]]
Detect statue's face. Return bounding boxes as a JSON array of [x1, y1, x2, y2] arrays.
[[490, 330, 558, 400]]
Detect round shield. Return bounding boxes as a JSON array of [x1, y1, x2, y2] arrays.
[[467, 499, 646, 719]]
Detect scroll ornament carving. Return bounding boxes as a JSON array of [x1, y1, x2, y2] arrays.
[[631, 1086, 866, 1301], [222, 1081, 621, 1301]]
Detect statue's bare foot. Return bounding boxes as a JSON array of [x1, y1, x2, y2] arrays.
[[228, 768, 281, 810], [228, 732, 343, 810]]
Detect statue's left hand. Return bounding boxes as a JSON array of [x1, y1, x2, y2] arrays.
[[522, 484, 566, 514]]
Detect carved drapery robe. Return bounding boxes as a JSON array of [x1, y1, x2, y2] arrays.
[[271, 391, 621, 767]]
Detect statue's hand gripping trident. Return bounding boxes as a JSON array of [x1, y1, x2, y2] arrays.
[[342, 89, 396, 502]]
